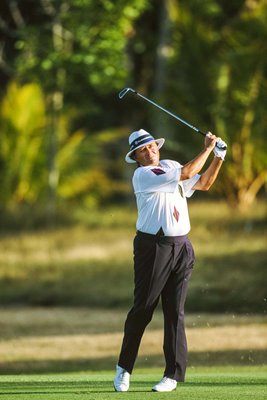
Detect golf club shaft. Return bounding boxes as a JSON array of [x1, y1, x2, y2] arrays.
[[118, 87, 226, 150]]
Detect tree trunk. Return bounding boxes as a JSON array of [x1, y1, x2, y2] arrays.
[[44, 1, 70, 219], [152, 0, 172, 134]]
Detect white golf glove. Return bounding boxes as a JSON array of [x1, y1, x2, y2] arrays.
[[213, 139, 227, 160]]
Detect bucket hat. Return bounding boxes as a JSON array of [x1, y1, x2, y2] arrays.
[[125, 129, 165, 163]]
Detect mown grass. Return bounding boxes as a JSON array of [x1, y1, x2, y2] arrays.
[[0, 200, 266, 312], [0, 201, 266, 399], [0, 367, 266, 400], [0, 308, 266, 374]]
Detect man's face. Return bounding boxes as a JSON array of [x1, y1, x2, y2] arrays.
[[133, 141, 160, 166]]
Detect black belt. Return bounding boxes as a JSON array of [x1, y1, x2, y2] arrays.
[[136, 230, 188, 244], [137, 227, 164, 237]]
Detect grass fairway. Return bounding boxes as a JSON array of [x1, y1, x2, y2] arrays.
[[0, 200, 266, 312], [0, 309, 266, 399], [0, 367, 266, 400], [0, 201, 266, 399]]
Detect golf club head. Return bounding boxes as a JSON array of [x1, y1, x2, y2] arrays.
[[118, 87, 136, 99]]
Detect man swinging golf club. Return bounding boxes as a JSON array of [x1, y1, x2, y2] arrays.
[[114, 128, 227, 392]]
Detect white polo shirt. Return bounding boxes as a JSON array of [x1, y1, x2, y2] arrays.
[[133, 159, 200, 236]]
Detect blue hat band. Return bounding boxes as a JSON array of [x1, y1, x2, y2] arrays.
[[130, 134, 155, 151]]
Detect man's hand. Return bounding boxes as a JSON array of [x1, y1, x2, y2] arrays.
[[204, 132, 227, 160], [213, 139, 227, 160], [204, 132, 217, 150], [180, 132, 226, 180]]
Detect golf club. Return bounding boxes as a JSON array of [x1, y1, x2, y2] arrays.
[[118, 87, 227, 150]]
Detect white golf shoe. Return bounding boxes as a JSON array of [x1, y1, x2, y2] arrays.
[[113, 365, 130, 392], [152, 376, 177, 392]]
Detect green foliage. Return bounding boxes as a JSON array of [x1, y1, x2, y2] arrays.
[[211, 1, 267, 209], [0, 82, 46, 205], [0, 0, 266, 211], [14, 0, 149, 101], [0, 0, 149, 211], [158, 0, 267, 209], [0, 81, 125, 209]]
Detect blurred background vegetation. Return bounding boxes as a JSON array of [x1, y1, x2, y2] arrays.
[[0, 0, 266, 313], [0, 0, 266, 219]]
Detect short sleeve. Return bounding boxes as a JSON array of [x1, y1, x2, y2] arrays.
[[182, 174, 200, 198]]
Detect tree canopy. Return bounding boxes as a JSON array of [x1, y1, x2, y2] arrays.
[[0, 0, 266, 215]]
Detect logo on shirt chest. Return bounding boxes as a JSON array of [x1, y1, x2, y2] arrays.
[[151, 168, 166, 175]]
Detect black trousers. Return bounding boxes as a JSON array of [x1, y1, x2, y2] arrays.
[[118, 230, 195, 382]]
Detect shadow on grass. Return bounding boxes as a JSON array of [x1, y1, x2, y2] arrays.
[[0, 350, 266, 375], [0, 249, 266, 312], [0, 381, 116, 395], [1, 379, 266, 397]]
